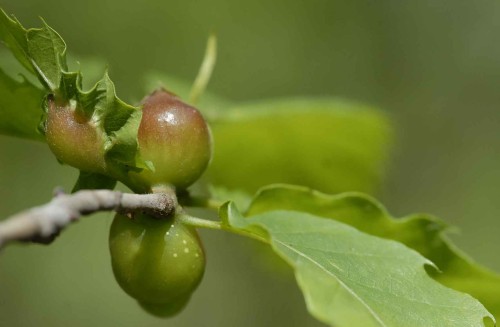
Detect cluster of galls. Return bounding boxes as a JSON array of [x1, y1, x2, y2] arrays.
[[45, 89, 212, 317]]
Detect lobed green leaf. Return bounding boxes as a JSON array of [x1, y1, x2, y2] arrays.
[[0, 9, 66, 91], [0, 66, 44, 141], [26, 20, 67, 91], [208, 98, 392, 195], [0, 9, 34, 75], [91, 74, 144, 178], [245, 184, 500, 320], [221, 201, 495, 327]]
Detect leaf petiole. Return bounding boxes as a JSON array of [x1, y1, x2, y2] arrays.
[[177, 214, 222, 230], [177, 214, 269, 244]]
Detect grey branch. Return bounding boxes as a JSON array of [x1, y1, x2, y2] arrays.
[[0, 189, 176, 249]]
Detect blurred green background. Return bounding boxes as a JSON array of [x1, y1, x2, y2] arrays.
[[1, 1, 499, 326]]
